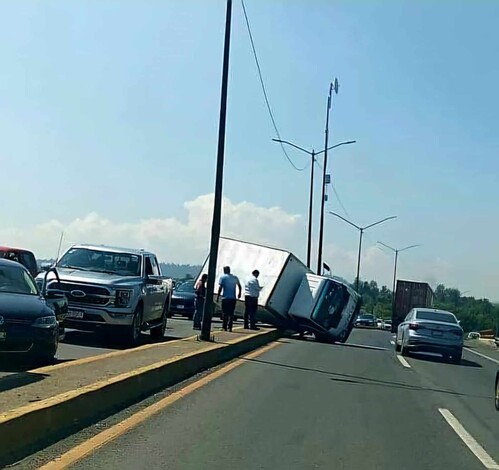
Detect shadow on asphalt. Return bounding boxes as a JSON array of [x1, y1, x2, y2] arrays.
[[245, 357, 490, 399], [407, 352, 482, 368], [0, 369, 48, 393]]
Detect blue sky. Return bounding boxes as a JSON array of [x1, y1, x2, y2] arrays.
[[0, 1, 498, 299]]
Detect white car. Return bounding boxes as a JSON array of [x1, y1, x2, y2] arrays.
[[376, 319, 384, 329]]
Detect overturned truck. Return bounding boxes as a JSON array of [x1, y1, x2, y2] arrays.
[[199, 237, 361, 343]]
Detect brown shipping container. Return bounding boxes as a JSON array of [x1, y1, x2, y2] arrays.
[[392, 280, 434, 332]]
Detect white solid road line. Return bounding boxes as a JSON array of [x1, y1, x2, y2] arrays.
[[396, 355, 411, 368], [464, 347, 499, 365], [439, 408, 499, 469]]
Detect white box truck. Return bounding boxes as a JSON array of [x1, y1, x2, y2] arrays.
[[199, 237, 360, 343]]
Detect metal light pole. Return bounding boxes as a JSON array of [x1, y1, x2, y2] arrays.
[[329, 212, 397, 291], [200, 0, 232, 342], [272, 139, 356, 269], [376, 241, 420, 315], [317, 80, 338, 274]]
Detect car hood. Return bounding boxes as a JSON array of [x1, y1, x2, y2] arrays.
[[172, 292, 196, 300], [38, 268, 143, 287], [0, 293, 52, 319]]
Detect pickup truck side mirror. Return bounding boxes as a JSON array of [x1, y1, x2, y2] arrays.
[[146, 275, 162, 285]]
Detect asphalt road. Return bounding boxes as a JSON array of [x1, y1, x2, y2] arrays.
[[64, 328, 498, 470], [0, 315, 212, 377]]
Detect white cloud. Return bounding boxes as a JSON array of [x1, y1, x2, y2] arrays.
[[0, 194, 303, 265], [0, 193, 492, 299]]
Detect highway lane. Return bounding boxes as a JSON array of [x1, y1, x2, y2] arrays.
[[0, 316, 209, 378], [63, 328, 497, 470]]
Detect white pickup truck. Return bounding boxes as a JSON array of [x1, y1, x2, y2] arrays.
[[37, 244, 173, 345]]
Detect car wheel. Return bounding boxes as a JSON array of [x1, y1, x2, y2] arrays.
[[127, 305, 143, 346], [451, 351, 462, 364], [151, 305, 168, 341], [495, 373, 499, 411]]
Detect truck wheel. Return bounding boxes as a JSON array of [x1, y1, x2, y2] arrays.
[[151, 305, 168, 341], [395, 341, 401, 353], [400, 338, 408, 356], [128, 305, 143, 346]]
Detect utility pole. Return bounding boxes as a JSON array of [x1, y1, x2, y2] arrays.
[[317, 79, 338, 274], [272, 138, 355, 269], [200, 0, 232, 342]]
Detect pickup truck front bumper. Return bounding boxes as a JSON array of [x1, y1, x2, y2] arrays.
[[64, 305, 134, 331]]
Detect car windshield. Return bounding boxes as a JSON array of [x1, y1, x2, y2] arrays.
[[359, 314, 374, 320], [0, 265, 38, 295], [57, 248, 142, 276], [175, 281, 194, 293], [416, 311, 457, 324]]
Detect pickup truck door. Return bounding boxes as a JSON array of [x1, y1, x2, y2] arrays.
[[143, 256, 164, 322]]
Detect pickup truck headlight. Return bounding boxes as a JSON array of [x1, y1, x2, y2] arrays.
[[115, 290, 132, 307], [33, 316, 58, 327]]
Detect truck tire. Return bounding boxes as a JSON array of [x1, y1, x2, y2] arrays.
[[127, 304, 143, 346], [400, 338, 408, 356], [150, 303, 168, 341], [395, 341, 401, 353]]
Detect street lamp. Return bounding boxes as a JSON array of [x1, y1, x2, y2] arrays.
[[272, 139, 356, 269], [376, 241, 420, 315], [329, 212, 397, 291], [317, 79, 339, 275]]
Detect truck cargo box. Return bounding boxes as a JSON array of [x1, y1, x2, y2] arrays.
[[392, 280, 434, 332]]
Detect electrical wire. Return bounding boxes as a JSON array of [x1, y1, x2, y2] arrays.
[[240, 0, 308, 172]]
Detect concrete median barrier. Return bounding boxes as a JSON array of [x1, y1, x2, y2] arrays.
[[0, 327, 280, 466]]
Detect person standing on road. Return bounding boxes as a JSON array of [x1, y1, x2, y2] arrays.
[[244, 269, 262, 330], [193, 273, 208, 330], [217, 266, 241, 332]]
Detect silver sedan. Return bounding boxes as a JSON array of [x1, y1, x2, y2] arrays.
[[395, 308, 463, 363]]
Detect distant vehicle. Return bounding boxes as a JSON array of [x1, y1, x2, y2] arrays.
[[383, 320, 392, 331], [395, 308, 463, 363], [169, 281, 196, 319], [467, 332, 481, 340], [36, 244, 173, 345], [392, 280, 434, 333], [0, 247, 39, 278], [198, 237, 360, 343], [376, 319, 384, 329], [355, 313, 376, 328], [0, 259, 67, 362], [495, 371, 499, 411]]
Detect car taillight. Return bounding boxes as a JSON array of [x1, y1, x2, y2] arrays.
[[408, 323, 420, 330], [451, 329, 463, 337]]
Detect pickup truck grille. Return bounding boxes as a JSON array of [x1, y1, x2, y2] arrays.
[[49, 281, 113, 307]]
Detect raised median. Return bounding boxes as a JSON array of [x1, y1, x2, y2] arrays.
[[0, 327, 280, 466]]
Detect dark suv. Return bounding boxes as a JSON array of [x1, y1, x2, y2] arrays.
[[0, 247, 38, 278]]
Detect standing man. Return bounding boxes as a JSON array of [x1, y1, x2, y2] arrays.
[[244, 269, 262, 330], [217, 266, 241, 332], [193, 273, 208, 330]]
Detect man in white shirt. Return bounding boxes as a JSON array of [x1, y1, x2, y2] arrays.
[[244, 269, 262, 330]]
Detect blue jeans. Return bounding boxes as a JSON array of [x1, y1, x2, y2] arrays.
[[193, 297, 204, 328]]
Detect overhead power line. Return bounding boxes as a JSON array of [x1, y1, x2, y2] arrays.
[[240, 0, 307, 172]]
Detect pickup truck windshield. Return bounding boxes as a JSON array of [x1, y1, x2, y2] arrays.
[[58, 248, 142, 276], [311, 281, 349, 330]]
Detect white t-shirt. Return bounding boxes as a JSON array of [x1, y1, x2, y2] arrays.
[[245, 275, 261, 298]]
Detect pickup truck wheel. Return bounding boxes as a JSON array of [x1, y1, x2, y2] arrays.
[[150, 307, 168, 341], [128, 306, 143, 346]]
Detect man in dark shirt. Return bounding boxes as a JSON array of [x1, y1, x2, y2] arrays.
[[193, 274, 208, 330]]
